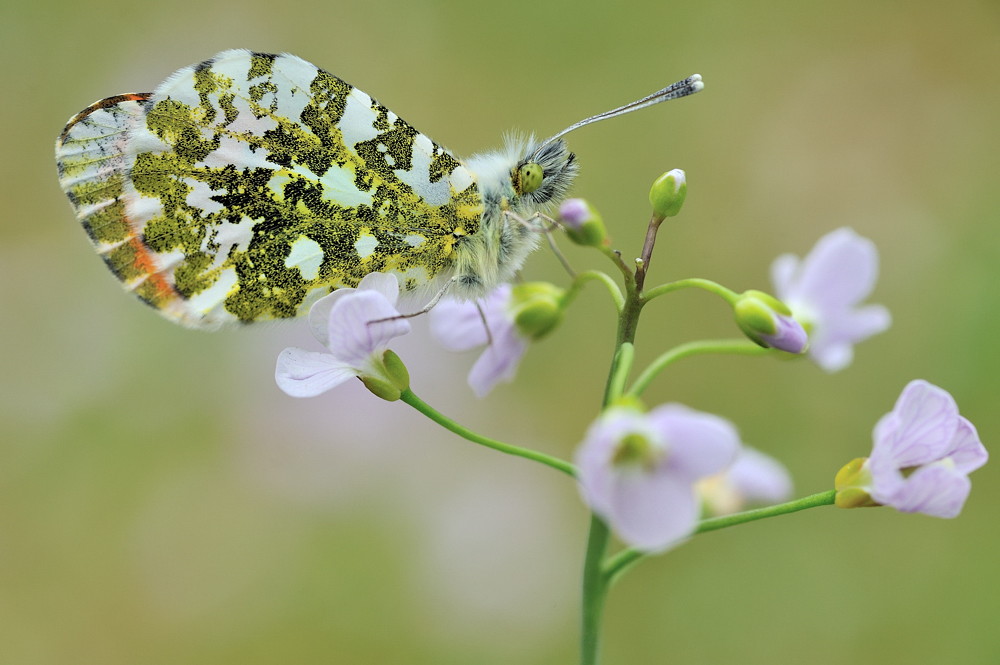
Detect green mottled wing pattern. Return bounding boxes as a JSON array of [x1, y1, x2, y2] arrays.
[[55, 49, 483, 329]]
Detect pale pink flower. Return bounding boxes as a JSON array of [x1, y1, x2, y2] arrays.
[[575, 405, 740, 552], [867, 380, 988, 518], [275, 274, 409, 398], [429, 284, 527, 398], [771, 228, 890, 371]]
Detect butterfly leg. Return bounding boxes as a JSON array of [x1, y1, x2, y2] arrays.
[[474, 300, 494, 347], [368, 278, 457, 326], [503, 210, 578, 278]]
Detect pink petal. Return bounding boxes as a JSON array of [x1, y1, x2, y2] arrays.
[[873, 380, 959, 468], [948, 417, 988, 474], [887, 462, 972, 518], [794, 228, 880, 311], [607, 470, 699, 552], [326, 290, 410, 366], [648, 404, 740, 481], [357, 272, 401, 306], [770, 253, 800, 301], [428, 298, 490, 351], [308, 289, 352, 347], [726, 447, 794, 504], [467, 325, 528, 397], [809, 342, 855, 373], [575, 411, 659, 518], [275, 347, 357, 397]]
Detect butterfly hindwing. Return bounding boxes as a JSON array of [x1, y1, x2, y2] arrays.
[[56, 49, 483, 329]]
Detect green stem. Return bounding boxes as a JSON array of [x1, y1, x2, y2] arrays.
[[580, 515, 611, 665], [583, 253, 644, 665], [561, 270, 626, 315], [641, 278, 739, 305], [400, 389, 576, 478], [602, 490, 838, 584], [605, 343, 635, 403], [628, 339, 770, 397], [598, 245, 637, 291]]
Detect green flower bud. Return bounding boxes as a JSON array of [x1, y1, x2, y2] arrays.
[[733, 290, 809, 354], [508, 282, 567, 340], [558, 198, 607, 247], [648, 169, 687, 219], [382, 349, 410, 392], [834, 457, 880, 509]]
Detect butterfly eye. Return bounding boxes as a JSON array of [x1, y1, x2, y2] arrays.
[[516, 163, 544, 194]]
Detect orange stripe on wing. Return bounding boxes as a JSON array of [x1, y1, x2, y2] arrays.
[[58, 92, 153, 145]]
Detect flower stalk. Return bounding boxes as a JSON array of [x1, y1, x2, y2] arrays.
[[399, 389, 577, 477]]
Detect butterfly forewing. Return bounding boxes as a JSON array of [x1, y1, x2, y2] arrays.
[[56, 49, 483, 329]]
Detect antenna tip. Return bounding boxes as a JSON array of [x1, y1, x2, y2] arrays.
[[689, 74, 704, 93], [690, 74, 703, 82]]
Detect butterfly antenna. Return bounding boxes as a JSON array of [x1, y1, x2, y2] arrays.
[[531, 74, 704, 159]]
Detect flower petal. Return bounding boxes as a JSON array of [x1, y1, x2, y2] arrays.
[[607, 470, 699, 552], [575, 410, 662, 518], [948, 417, 988, 474], [887, 461, 972, 518], [428, 298, 490, 351], [275, 347, 357, 397], [326, 290, 410, 366], [726, 447, 794, 504], [809, 341, 855, 373], [357, 272, 401, 306], [770, 253, 800, 301], [872, 380, 960, 469], [648, 404, 740, 480], [794, 228, 880, 310], [308, 289, 353, 348], [467, 325, 528, 397]]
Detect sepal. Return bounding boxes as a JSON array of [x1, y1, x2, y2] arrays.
[[834, 457, 880, 508]]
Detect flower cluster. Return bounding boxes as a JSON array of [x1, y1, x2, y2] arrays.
[[270, 209, 984, 558]]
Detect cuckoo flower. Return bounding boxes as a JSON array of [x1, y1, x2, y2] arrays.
[[430, 282, 564, 397], [275, 273, 411, 399], [697, 446, 794, 516], [575, 405, 740, 552], [430, 284, 527, 398], [836, 380, 988, 517], [771, 227, 890, 371], [867, 380, 987, 517]]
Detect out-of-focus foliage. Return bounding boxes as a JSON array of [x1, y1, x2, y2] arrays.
[[2, 0, 998, 662]]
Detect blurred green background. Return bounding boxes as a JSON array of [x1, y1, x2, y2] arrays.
[[2, 0, 999, 662]]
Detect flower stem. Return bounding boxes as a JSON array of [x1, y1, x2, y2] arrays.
[[400, 389, 577, 478], [641, 278, 739, 305], [634, 214, 664, 292], [582, 249, 645, 665], [602, 490, 838, 584], [580, 514, 611, 665], [561, 270, 626, 315], [605, 343, 635, 404], [628, 339, 770, 397]]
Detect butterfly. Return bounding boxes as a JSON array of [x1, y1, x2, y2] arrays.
[[55, 49, 702, 329]]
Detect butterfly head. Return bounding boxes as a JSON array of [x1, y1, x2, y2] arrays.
[[511, 139, 578, 207]]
